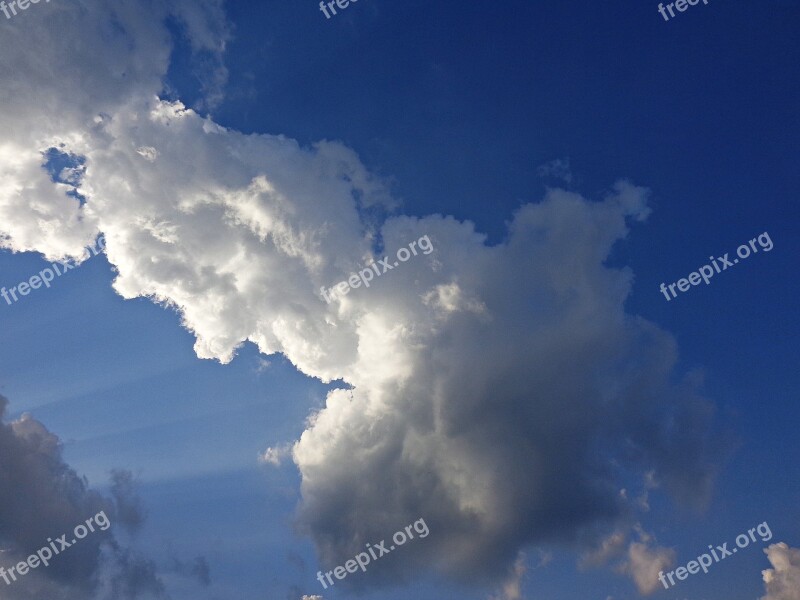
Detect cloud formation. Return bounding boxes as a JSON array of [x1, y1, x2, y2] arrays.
[[618, 540, 675, 595], [0, 396, 167, 599], [761, 543, 800, 600], [0, 0, 728, 592]]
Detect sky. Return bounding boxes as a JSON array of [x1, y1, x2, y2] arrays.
[[0, 1, 798, 599]]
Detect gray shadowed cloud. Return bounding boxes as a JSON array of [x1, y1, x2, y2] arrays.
[[0, 395, 164, 599], [293, 184, 730, 587], [110, 470, 146, 535], [0, 396, 209, 599]]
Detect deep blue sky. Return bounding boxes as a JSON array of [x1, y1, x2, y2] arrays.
[[1, 1, 798, 599]]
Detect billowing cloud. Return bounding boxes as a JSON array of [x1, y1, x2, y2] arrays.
[[761, 543, 800, 600], [0, 0, 729, 593], [0, 0, 229, 261]]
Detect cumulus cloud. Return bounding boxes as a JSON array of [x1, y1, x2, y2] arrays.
[[0, 0, 229, 261], [761, 543, 800, 600], [0, 0, 729, 593]]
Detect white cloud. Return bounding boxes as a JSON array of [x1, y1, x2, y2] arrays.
[[259, 443, 293, 467], [761, 543, 800, 600], [0, 0, 229, 261], [136, 146, 160, 162], [618, 540, 676, 595]]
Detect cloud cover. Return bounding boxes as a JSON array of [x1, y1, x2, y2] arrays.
[[0, 0, 728, 592]]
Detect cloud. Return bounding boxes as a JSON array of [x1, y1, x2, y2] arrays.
[[583, 524, 675, 595], [290, 184, 724, 585], [110, 469, 146, 535], [489, 552, 527, 600], [618, 540, 675, 595], [259, 443, 293, 467], [255, 357, 272, 374], [536, 158, 573, 184], [0, 0, 230, 261], [761, 543, 800, 600], [0, 0, 729, 592], [580, 530, 628, 569], [0, 396, 167, 599]]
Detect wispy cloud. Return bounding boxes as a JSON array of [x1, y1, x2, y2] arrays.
[[536, 158, 573, 184], [489, 552, 528, 600], [259, 443, 293, 467]]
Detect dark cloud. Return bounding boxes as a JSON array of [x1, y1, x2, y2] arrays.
[[0, 395, 175, 599], [0, 396, 112, 596], [110, 470, 146, 535]]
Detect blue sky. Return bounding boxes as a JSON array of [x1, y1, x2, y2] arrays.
[[0, 1, 798, 599]]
